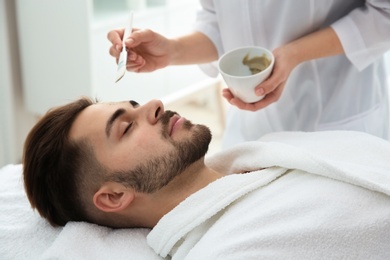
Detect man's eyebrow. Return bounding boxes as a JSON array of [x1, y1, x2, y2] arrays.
[[106, 108, 126, 138]]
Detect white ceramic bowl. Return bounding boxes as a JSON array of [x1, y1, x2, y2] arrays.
[[218, 46, 274, 103]]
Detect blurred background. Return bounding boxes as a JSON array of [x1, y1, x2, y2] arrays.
[[0, 0, 389, 167], [0, 0, 227, 168]]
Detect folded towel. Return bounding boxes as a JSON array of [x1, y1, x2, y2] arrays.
[[206, 130, 390, 195], [0, 164, 59, 259], [42, 223, 159, 260]]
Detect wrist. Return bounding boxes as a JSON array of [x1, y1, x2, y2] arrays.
[[273, 44, 302, 70], [168, 38, 181, 65]]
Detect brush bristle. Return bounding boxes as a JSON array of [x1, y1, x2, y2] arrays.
[[115, 66, 126, 83]]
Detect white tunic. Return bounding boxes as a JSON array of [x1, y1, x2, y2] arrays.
[[194, 0, 390, 148]]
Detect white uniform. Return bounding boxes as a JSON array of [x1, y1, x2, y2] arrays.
[[194, 0, 390, 148]]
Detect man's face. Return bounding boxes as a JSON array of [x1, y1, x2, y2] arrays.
[[69, 99, 211, 193]]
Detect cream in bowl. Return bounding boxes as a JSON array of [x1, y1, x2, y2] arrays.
[[218, 46, 274, 103]]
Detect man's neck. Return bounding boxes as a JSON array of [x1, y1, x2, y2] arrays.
[[132, 161, 224, 228]]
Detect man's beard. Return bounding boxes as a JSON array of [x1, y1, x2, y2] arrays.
[[107, 110, 212, 193]]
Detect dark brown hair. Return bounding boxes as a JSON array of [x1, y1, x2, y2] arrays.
[[23, 97, 100, 227]]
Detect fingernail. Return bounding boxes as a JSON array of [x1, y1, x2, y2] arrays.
[[126, 38, 134, 45], [116, 44, 121, 51], [256, 88, 264, 96]]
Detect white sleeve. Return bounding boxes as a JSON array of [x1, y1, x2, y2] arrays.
[[192, 0, 223, 77], [331, 0, 390, 71]]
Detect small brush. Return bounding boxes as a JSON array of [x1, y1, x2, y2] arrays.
[[115, 12, 134, 83]]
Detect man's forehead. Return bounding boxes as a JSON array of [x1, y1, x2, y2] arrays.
[[82, 101, 124, 113], [106, 101, 120, 105], [102, 100, 130, 106], [69, 104, 105, 139], [70, 100, 131, 138]]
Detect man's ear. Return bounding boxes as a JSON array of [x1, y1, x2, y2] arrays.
[[93, 182, 135, 213]]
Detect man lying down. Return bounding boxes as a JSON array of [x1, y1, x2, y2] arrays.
[[23, 97, 390, 259]]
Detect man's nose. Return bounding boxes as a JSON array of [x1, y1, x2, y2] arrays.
[[145, 99, 164, 124]]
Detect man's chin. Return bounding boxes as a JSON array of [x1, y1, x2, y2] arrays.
[[184, 124, 211, 160]]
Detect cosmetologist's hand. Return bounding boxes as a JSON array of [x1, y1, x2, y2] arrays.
[[107, 28, 174, 73], [222, 46, 300, 111], [223, 27, 343, 111]]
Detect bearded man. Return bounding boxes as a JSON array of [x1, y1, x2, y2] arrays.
[[23, 97, 390, 259]]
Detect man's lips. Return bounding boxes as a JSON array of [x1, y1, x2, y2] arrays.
[[169, 115, 186, 136]]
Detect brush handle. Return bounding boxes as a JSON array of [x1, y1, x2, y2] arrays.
[[115, 12, 134, 83], [122, 12, 134, 49], [117, 51, 128, 69]]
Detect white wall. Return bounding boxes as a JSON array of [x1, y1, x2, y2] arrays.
[[0, 0, 37, 167]]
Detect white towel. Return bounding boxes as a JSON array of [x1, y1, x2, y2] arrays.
[[42, 223, 159, 260], [148, 131, 390, 259], [206, 130, 390, 195], [0, 164, 59, 259]]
